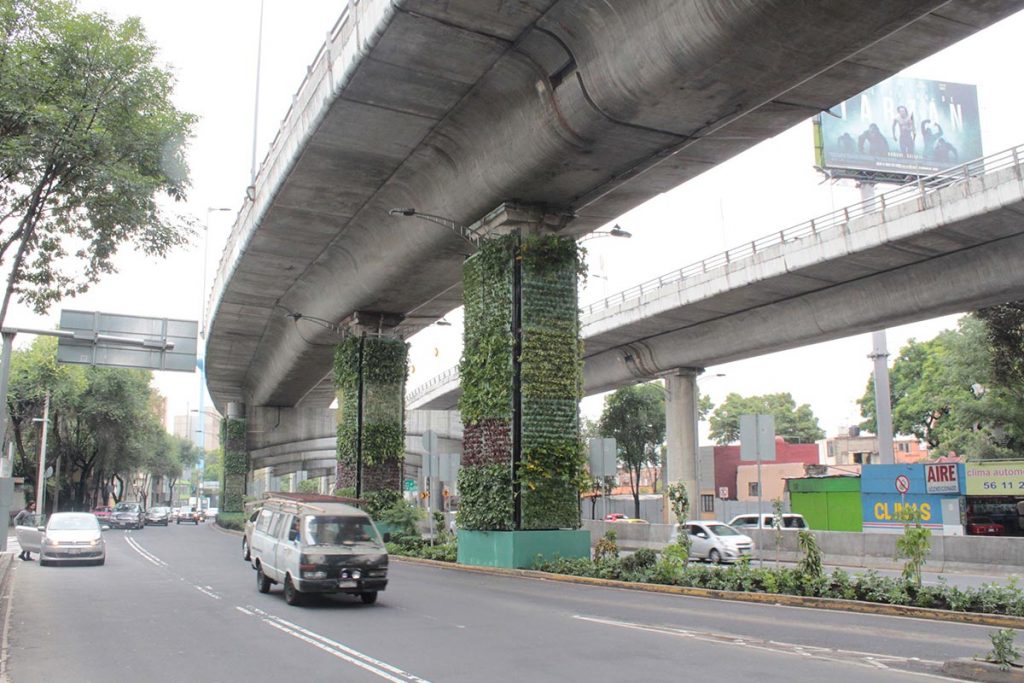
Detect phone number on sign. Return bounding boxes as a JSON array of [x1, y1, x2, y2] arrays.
[[980, 480, 1024, 491]]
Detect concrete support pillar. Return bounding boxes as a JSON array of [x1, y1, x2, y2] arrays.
[[663, 368, 701, 523], [334, 313, 408, 499], [222, 401, 248, 513]]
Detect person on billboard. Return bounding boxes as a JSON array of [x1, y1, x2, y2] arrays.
[[892, 105, 916, 156], [836, 133, 856, 154], [933, 137, 959, 164], [858, 124, 889, 157], [921, 119, 943, 159]]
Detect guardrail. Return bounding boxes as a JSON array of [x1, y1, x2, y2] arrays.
[[407, 366, 461, 405], [581, 143, 1024, 317]]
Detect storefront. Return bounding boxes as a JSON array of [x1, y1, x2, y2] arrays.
[[964, 461, 1024, 537], [787, 475, 862, 532], [860, 463, 965, 535]]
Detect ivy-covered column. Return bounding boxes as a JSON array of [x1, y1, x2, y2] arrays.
[[221, 402, 248, 514], [334, 333, 408, 509], [457, 227, 589, 566]]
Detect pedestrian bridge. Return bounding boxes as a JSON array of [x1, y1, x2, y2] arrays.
[[408, 144, 1024, 409]]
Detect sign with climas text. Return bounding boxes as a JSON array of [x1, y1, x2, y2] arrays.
[[924, 463, 960, 494], [966, 462, 1024, 496]]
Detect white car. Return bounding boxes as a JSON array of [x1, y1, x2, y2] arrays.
[[728, 513, 807, 530], [671, 521, 754, 564], [38, 512, 106, 566]]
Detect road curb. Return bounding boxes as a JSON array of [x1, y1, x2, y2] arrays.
[[0, 553, 17, 683], [393, 555, 1024, 629], [942, 658, 1024, 682]]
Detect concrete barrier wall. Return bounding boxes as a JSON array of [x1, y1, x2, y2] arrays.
[[582, 521, 1024, 574]]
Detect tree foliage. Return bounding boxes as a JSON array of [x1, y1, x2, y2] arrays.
[[7, 336, 171, 510], [857, 315, 1024, 457], [598, 383, 665, 518], [0, 0, 196, 324], [708, 392, 824, 445]]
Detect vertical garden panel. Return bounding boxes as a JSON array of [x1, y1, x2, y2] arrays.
[[334, 335, 408, 500], [520, 236, 585, 529], [457, 233, 584, 531], [458, 236, 515, 530], [221, 417, 248, 513]]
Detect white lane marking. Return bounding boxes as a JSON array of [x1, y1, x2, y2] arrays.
[[235, 607, 254, 616], [123, 535, 167, 567], [195, 585, 222, 600], [243, 605, 430, 683], [573, 615, 945, 672]]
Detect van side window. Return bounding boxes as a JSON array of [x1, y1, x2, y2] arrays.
[[268, 512, 285, 538], [256, 509, 272, 533]]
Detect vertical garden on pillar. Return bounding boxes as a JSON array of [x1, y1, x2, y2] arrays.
[[334, 335, 408, 505], [221, 417, 248, 513], [458, 233, 587, 531]]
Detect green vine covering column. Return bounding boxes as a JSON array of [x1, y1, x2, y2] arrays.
[[520, 236, 587, 529], [458, 233, 585, 531], [221, 417, 248, 513], [334, 335, 408, 503], [458, 236, 515, 530]]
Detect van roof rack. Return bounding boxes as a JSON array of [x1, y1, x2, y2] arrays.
[[260, 491, 365, 506]]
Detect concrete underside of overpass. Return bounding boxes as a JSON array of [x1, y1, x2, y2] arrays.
[[206, 0, 1021, 416]]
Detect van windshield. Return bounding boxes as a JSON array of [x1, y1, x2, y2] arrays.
[[302, 515, 381, 546]]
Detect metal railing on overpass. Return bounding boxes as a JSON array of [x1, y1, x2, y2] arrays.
[[407, 366, 460, 406], [581, 143, 1024, 317], [406, 143, 1024, 404]]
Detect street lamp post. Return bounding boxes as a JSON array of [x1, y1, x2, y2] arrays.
[[34, 391, 50, 517]]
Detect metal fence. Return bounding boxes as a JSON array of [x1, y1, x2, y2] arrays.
[[581, 143, 1024, 318]]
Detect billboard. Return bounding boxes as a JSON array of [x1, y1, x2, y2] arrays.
[[965, 461, 1024, 496], [817, 77, 982, 178]]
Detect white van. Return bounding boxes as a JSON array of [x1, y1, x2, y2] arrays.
[[728, 512, 808, 530], [250, 496, 388, 606]]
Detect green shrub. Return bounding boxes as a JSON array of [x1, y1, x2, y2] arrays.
[[593, 531, 619, 561], [216, 512, 245, 531]]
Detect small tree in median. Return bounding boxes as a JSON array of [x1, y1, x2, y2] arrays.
[[896, 505, 932, 588]]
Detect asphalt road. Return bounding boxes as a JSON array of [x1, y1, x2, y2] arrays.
[[3, 523, 1008, 682]]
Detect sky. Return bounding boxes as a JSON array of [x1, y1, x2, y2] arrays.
[[11, 3, 1024, 444]]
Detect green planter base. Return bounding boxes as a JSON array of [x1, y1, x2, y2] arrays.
[[457, 529, 591, 569]]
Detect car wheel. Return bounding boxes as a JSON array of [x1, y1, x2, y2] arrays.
[[256, 564, 272, 594], [283, 575, 304, 606], [242, 539, 250, 562], [709, 549, 722, 564], [360, 591, 378, 605], [176, 520, 180, 525]]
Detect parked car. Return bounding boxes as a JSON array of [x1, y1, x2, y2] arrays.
[[621, 517, 650, 524], [243, 508, 261, 562], [176, 508, 201, 525], [110, 502, 144, 530], [38, 512, 106, 566], [966, 516, 1005, 536], [144, 506, 171, 526], [91, 506, 113, 524], [250, 496, 388, 606], [171, 507, 181, 521], [728, 513, 808, 530], [204, 507, 218, 522], [672, 521, 754, 564], [604, 513, 628, 522]]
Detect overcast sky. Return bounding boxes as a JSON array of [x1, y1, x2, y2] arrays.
[[16, 3, 1024, 443]]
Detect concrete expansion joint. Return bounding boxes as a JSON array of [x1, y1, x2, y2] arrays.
[[392, 555, 1024, 630]]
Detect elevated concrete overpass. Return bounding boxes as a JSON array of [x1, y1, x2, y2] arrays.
[[205, 0, 1021, 419], [409, 145, 1024, 409]]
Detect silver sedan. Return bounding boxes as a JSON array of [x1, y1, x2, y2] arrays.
[[39, 513, 106, 566]]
